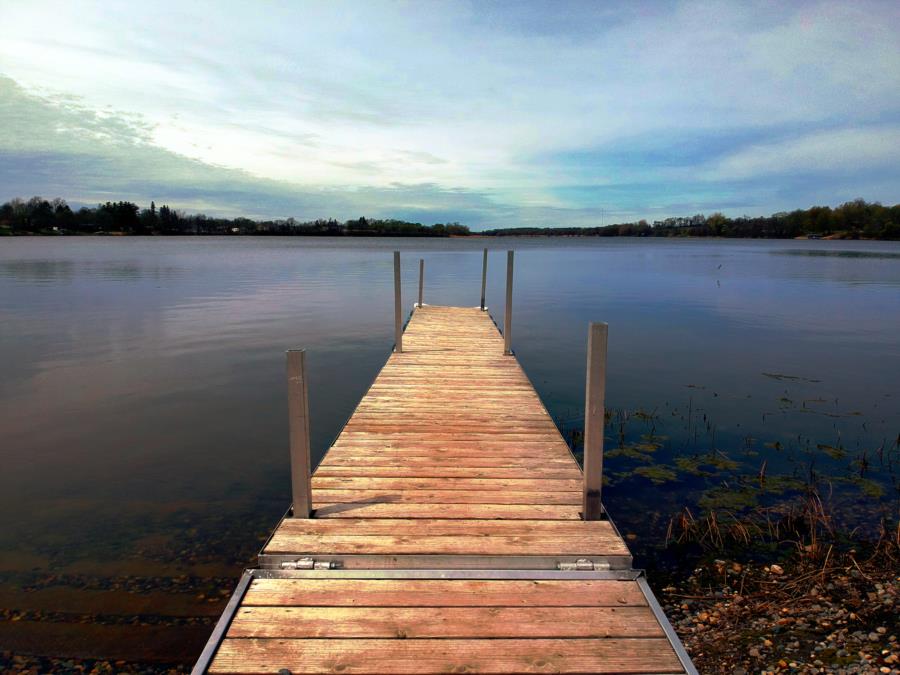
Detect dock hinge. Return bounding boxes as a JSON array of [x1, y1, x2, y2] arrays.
[[557, 559, 610, 571], [280, 557, 341, 570]]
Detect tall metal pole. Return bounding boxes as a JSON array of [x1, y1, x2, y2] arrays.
[[286, 349, 312, 518], [503, 250, 514, 355], [582, 322, 608, 521], [418, 258, 424, 307], [393, 251, 402, 352], [480, 248, 488, 310]]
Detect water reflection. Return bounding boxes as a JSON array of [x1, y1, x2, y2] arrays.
[[0, 236, 897, 660], [772, 249, 900, 259]]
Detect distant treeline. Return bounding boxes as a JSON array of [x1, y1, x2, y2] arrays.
[[483, 200, 900, 240], [0, 197, 469, 237], [2, 196, 898, 239]]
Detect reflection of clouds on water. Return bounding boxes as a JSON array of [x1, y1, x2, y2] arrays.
[[0, 258, 186, 281], [0, 236, 898, 573], [0, 259, 77, 281]]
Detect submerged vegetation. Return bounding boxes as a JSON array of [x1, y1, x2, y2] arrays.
[[2, 196, 899, 239], [564, 398, 899, 546], [556, 380, 900, 672]]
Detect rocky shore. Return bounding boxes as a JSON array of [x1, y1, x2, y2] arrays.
[[1, 654, 186, 674], [655, 528, 899, 673], [3, 496, 896, 673]]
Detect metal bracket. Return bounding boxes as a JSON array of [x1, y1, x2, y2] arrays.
[[280, 557, 341, 570], [557, 559, 610, 571], [254, 568, 641, 580], [636, 573, 700, 675], [260, 552, 631, 570], [191, 570, 252, 675]]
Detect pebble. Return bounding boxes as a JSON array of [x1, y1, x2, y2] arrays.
[[655, 551, 900, 673]]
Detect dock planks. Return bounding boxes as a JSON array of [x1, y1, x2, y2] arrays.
[[200, 305, 693, 674], [211, 577, 685, 673], [308, 306, 591, 530]]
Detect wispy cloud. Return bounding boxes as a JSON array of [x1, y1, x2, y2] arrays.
[[707, 126, 900, 180], [0, 77, 508, 224], [0, 0, 898, 226]]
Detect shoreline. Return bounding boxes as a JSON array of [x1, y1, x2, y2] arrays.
[[2, 499, 896, 673], [655, 543, 899, 673], [2, 231, 898, 241]]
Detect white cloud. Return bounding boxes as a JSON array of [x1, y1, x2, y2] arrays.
[[0, 0, 898, 222], [709, 126, 900, 180]]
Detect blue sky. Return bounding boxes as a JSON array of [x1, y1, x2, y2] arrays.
[[1, 0, 898, 228]]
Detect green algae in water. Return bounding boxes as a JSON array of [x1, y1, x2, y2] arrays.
[[816, 443, 847, 459], [675, 453, 741, 476], [705, 453, 740, 472], [606, 444, 656, 462], [606, 448, 653, 462], [853, 477, 885, 499], [698, 485, 759, 511], [675, 456, 715, 476], [760, 475, 807, 494], [633, 464, 678, 484]]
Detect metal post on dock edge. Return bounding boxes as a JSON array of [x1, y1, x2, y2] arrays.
[[582, 322, 608, 521], [393, 251, 403, 352], [480, 248, 488, 310], [503, 250, 514, 355], [418, 258, 424, 307], [286, 349, 312, 518]]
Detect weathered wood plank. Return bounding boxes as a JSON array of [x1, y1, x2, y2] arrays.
[[317, 455, 575, 469], [337, 431, 564, 439], [268, 518, 619, 536], [312, 502, 582, 519], [242, 579, 648, 607], [310, 477, 583, 492], [264, 534, 629, 556], [311, 489, 581, 505], [209, 637, 684, 674], [227, 606, 665, 639], [313, 465, 582, 479], [327, 440, 571, 449]]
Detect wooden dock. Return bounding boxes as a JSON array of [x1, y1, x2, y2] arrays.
[[195, 254, 696, 674]]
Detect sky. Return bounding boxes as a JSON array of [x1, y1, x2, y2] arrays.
[[1, 0, 899, 229]]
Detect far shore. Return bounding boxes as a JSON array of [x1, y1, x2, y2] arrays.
[[2, 197, 898, 240], [3, 229, 897, 242]]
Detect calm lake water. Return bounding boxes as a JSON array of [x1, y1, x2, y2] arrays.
[[1, 236, 898, 663]]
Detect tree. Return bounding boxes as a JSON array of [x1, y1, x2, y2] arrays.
[[97, 201, 140, 233], [707, 213, 727, 236]]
